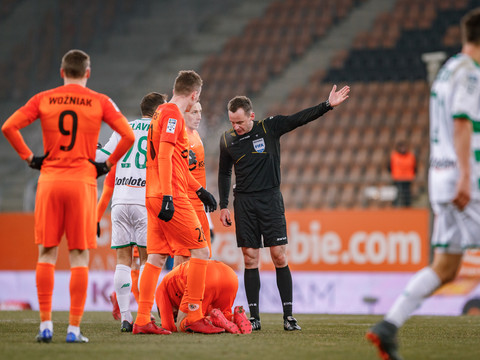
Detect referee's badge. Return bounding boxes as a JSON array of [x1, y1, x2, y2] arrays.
[[253, 138, 265, 153]]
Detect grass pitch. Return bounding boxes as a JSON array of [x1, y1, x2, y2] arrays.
[[0, 311, 479, 360]]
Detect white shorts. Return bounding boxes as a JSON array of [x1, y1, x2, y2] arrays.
[[431, 200, 480, 254], [111, 204, 147, 249]]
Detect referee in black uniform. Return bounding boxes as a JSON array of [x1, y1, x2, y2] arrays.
[[218, 85, 350, 331]]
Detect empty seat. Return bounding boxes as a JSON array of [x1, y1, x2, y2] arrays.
[[323, 184, 340, 208], [305, 184, 325, 209], [300, 165, 318, 185], [338, 148, 355, 166], [347, 163, 364, 183], [353, 147, 370, 167], [338, 184, 356, 208]]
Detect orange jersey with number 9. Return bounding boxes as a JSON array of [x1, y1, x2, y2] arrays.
[[8, 84, 130, 185]]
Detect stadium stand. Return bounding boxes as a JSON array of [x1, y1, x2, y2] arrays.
[[0, 0, 478, 211], [199, 0, 364, 128], [270, 0, 478, 209], [0, 0, 254, 211]]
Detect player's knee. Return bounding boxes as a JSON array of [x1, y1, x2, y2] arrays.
[[270, 247, 288, 267], [242, 253, 259, 268], [440, 268, 458, 284], [272, 255, 287, 268]]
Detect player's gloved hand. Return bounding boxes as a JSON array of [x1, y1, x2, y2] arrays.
[[29, 152, 49, 170], [88, 159, 110, 178], [158, 195, 174, 222], [97, 222, 101, 237], [196, 187, 217, 212]]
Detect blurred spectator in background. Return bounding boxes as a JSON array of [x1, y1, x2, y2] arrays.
[[388, 140, 416, 207]]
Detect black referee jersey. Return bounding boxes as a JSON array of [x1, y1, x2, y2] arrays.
[[218, 102, 333, 209]]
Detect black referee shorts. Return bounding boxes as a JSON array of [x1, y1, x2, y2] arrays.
[[233, 187, 288, 248]]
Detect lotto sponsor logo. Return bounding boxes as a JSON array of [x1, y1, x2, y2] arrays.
[[115, 176, 146, 187]]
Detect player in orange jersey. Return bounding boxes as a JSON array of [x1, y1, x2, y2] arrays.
[[1, 49, 135, 343], [174, 102, 213, 265], [133, 70, 219, 335], [155, 260, 252, 334]]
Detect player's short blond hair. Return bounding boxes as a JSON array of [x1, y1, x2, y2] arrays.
[[61, 49, 90, 78], [174, 70, 202, 96]]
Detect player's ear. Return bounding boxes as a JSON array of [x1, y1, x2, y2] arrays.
[[250, 111, 255, 121], [85, 68, 91, 79], [191, 90, 198, 102], [60, 68, 65, 78]]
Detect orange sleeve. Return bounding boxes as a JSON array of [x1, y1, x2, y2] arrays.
[[106, 116, 135, 165], [158, 141, 174, 195], [187, 169, 202, 192], [1, 110, 35, 160], [155, 269, 179, 332], [96, 165, 116, 222], [156, 281, 177, 332]]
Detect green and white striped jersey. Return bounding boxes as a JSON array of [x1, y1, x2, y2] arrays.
[[96, 117, 150, 206]]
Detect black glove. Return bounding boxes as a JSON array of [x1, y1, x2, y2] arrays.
[[97, 222, 101, 237], [88, 159, 110, 178], [158, 195, 174, 222], [196, 187, 217, 213], [29, 152, 49, 170]]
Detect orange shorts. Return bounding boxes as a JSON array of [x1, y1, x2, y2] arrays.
[[146, 196, 207, 256], [175, 209, 211, 258], [35, 180, 97, 250]]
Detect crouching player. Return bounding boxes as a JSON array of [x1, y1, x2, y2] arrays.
[[155, 260, 252, 334]]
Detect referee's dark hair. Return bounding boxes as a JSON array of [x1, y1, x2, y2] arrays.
[[141, 92, 167, 117], [228, 96, 253, 114]]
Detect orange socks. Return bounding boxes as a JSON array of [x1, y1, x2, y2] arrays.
[[185, 257, 207, 324], [69, 267, 88, 327], [36, 262, 55, 322], [131, 269, 140, 303], [135, 262, 161, 326]]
